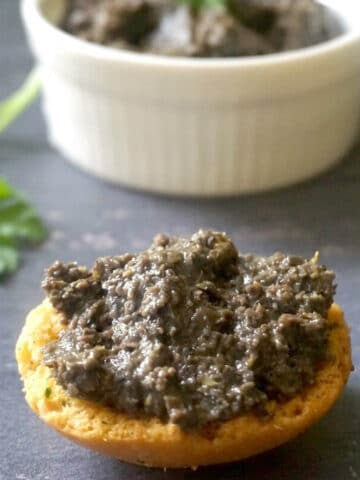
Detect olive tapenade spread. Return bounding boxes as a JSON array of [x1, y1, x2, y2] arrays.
[[42, 230, 335, 430], [62, 0, 337, 58]]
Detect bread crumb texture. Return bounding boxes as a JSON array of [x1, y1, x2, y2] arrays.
[[16, 301, 352, 468]]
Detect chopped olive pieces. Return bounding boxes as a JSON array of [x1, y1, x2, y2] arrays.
[[42, 230, 335, 430], [62, 0, 337, 58]]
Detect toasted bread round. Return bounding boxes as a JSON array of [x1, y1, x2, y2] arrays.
[[16, 301, 351, 468]]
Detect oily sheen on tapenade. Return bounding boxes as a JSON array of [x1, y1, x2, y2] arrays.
[[42, 230, 335, 430], [62, 0, 336, 57]]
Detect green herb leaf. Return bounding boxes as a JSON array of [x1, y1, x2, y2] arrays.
[[0, 177, 47, 280], [0, 237, 20, 277], [44, 387, 52, 398], [0, 196, 48, 242], [0, 178, 14, 200], [0, 69, 41, 134], [181, 0, 226, 11]]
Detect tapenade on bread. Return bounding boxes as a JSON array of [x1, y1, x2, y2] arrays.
[[16, 230, 352, 468], [61, 0, 337, 58]]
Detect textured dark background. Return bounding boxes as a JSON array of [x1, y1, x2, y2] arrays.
[[1, 1, 359, 479]]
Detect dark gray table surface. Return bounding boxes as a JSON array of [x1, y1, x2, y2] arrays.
[[1, 1, 359, 479]]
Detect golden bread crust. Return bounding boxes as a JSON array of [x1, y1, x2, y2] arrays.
[[16, 301, 352, 468]]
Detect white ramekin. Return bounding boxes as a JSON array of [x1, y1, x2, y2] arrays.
[[22, 0, 360, 196]]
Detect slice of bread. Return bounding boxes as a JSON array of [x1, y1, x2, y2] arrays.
[[16, 301, 352, 468]]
